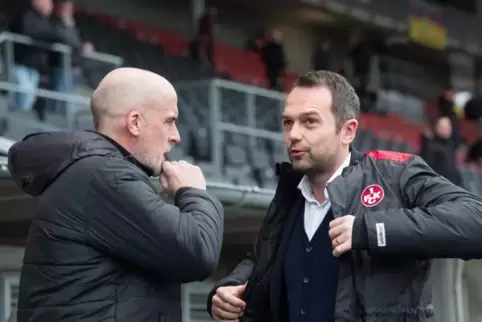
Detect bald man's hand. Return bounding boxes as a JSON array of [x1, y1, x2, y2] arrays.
[[160, 161, 206, 196]]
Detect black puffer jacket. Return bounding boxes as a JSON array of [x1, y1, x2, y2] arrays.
[[208, 149, 482, 322], [8, 130, 224, 322]]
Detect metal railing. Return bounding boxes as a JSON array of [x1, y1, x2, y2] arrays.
[[0, 31, 122, 128], [175, 78, 286, 176]]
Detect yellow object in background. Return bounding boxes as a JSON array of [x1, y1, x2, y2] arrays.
[[409, 15, 447, 50]]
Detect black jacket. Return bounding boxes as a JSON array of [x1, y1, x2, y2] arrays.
[[8, 131, 224, 322], [48, 15, 83, 68], [419, 133, 463, 187], [261, 41, 286, 73], [208, 149, 482, 322], [10, 8, 82, 71]]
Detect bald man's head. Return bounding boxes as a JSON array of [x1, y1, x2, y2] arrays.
[[91, 68, 180, 175], [91, 68, 176, 126]]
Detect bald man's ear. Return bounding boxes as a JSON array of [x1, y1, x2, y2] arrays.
[[126, 111, 142, 137]]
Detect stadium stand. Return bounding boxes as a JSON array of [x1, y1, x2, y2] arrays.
[[0, 8, 482, 190], [73, 9, 482, 148]]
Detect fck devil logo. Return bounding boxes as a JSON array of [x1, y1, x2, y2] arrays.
[[361, 184, 384, 207]]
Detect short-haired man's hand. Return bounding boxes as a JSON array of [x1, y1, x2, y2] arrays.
[[212, 284, 247, 322], [329, 215, 355, 257], [160, 160, 206, 196]]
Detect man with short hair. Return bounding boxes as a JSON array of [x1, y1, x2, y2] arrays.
[[8, 67, 224, 322], [208, 70, 482, 322]]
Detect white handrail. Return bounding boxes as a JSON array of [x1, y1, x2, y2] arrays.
[[0, 31, 123, 66]]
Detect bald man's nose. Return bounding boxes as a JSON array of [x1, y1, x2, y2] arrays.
[[169, 126, 181, 144]]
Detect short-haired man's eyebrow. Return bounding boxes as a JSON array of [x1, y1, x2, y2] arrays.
[[282, 111, 321, 120]]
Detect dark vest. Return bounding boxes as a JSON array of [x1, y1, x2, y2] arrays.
[[283, 207, 339, 322]]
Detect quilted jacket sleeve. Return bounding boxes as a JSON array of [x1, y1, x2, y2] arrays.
[[360, 155, 482, 259], [85, 158, 224, 282]]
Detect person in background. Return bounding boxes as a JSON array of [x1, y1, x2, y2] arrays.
[[420, 116, 463, 187], [463, 94, 482, 121], [261, 29, 287, 90], [350, 37, 373, 94], [196, 6, 216, 64], [465, 139, 482, 167], [245, 31, 265, 53], [8, 0, 78, 115], [312, 40, 333, 71], [437, 87, 461, 148], [47, 0, 92, 113]]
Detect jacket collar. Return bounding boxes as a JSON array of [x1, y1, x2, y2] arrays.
[[91, 131, 155, 177]]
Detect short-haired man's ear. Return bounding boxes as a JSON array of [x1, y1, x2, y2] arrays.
[[341, 119, 358, 145]]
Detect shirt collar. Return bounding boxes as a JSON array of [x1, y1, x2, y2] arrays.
[[297, 153, 351, 204]]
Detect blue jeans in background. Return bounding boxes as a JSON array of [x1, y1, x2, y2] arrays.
[[48, 67, 78, 114], [12, 64, 40, 112]]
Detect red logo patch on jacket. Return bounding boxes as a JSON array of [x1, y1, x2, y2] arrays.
[[361, 184, 384, 207]]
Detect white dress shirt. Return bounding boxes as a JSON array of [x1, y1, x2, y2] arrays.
[[297, 153, 351, 241]]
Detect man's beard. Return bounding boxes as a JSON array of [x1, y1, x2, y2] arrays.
[[136, 144, 169, 177], [291, 152, 336, 177]]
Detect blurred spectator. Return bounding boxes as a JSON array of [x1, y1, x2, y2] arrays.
[[46, 0, 91, 113], [349, 38, 382, 113], [261, 29, 287, 90], [463, 95, 482, 121], [0, 0, 14, 30], [438, 87, 456, 118], [187, 36, 201, 62], [350, 38, 373, 93], [194, 6, 216, 64], [8, 0, 80, 114], [312, 40, 333, 71], [420, 116, 463, 187], [465, 139, 482, 167], [245, 31, 265, 52], [437, 87, 461, 147]]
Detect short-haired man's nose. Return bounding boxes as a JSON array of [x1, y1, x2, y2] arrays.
[[288, 123, 303, 141]]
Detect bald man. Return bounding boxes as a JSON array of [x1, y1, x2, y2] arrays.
[[8, 68, 224, 322]]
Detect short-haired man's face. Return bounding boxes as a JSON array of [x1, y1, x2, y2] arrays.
[[130, 95, 180, 176], [282, 86, 356, 174], [34, 0, 53, 15]]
